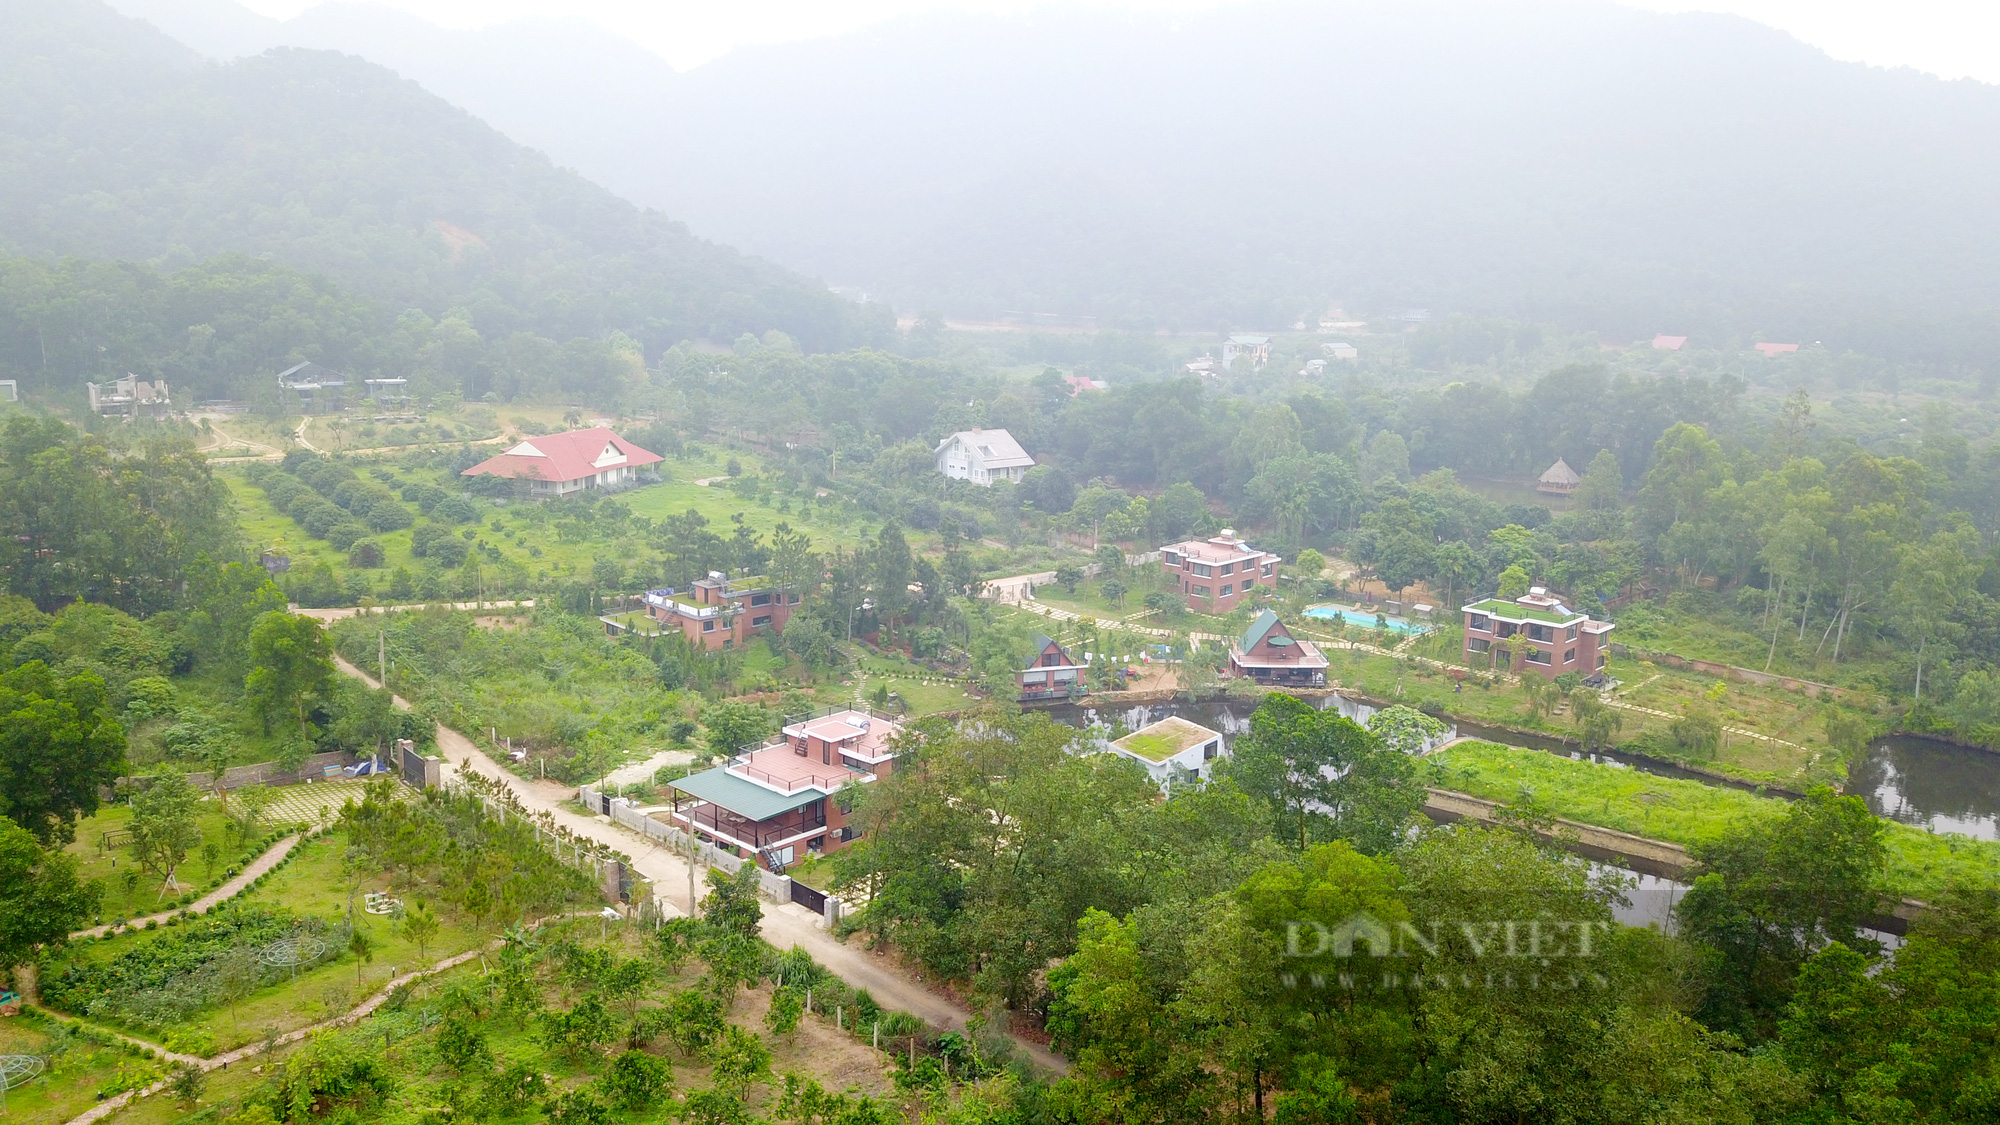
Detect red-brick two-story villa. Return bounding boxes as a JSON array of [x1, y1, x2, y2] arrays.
[[666, 707, 907, 872], [1461, 588, 1613, 680], [1160, 530, 1279, 613]]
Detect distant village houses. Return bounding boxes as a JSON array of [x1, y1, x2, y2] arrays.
[[1221, 335, 1271, 370], [276, 360, 344, 409], [87, 375, 171, 419], [934, 428, 1034, 485]]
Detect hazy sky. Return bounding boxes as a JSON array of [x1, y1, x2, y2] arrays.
[[231, 0, 2000, 81]]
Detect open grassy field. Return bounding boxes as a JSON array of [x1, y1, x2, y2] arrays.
[[1428, 741, 2000, 902], [61, 802, 239, 924]]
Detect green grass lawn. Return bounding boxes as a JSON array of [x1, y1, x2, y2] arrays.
[[0, 1016, 162, 1125], [1428, 741, 2000, 902], [847, 649, 979, 716], [62, 803, 242, 924]]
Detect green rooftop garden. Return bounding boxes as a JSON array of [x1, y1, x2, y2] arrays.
[[1465, 598, 1582, 625], [1113, 718, 1212, 761]]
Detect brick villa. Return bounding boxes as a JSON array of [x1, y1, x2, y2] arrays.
[[1160, 530, 1279, 613], [645, 572, 797, 651], [666, 707, 906, 871], [1461, 588, 1614, 680], [1227, 609, 1329, 687]]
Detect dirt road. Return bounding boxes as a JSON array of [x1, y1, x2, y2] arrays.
[[328, 654, 1068, 1073]]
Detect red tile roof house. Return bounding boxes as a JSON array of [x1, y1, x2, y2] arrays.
[[1160, 530, 1279, 613], [644, 572, 798, 651], [1018, 633, 1087, 701], [460, 427, 663, 498], [1227, 610, 1329, 687], [1461, 587, 1614, 680], [666, 707, 908, 871]]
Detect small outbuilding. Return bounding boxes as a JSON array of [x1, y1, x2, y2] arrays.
[[1536, 458, 1582, 496]]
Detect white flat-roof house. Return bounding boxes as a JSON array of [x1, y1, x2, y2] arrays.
[[935, 428, 1035, 486], [1108, 716, 1225, 789]]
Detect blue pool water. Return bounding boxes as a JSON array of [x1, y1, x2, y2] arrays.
[[1303, 605, 1429, 634]]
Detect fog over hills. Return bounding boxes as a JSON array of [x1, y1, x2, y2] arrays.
[[98, 0, 2000, 358], [5, 0, 884, 352]]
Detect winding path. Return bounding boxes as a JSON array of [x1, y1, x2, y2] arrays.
[[70, 834, 303, 940], [61, 944, 494, 1125]]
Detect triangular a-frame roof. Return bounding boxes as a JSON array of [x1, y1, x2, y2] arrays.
[[1539, 458, 1582, 486], [1240, 609, 1283, 652]]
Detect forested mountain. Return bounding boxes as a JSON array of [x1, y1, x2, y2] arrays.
[[0, 0, 886, 400], [100, 0, 2000, 360]]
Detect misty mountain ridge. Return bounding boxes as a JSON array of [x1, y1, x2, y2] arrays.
[[67, 0, 2000, 365], [1, 0, 882, 354]]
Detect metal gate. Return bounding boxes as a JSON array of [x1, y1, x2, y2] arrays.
[[790, 880, 827, 913]]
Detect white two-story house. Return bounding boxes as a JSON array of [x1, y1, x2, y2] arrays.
[[934, 428, 1035, 486]]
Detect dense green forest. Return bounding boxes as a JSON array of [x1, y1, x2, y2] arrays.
[[0, 0, 888, 404]]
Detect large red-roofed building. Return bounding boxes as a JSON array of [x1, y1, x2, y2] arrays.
[[460, 428, 663, 498]]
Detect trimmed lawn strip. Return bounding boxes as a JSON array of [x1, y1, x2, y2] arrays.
[[1428, 741, 2000, 902]]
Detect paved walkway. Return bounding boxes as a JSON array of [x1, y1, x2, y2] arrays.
[[328, 655, 1069, 1074], [62, 944, 493, 1125], [70, 834, 302, 940]]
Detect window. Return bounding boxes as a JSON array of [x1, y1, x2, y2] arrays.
[[1262, 562, 1274, 576], [1565, 624, 1578, 640], [751, 614, 772, 628], [1021, 670, 1046, 685], [1467, 638, 1490, 653], [1526, 649, 1551, 665], [839, 826, 860, 842], [702, 620, 715, 632], [1191, 584, 1210, 597], [1204, 741, 1218, 760], [1192, 562, 1213, 577], [1219, 562, 1234, 575], [1597, 653, 1607, 668], [1043, 652, 1062, 667], [1219, 584, 1233, 597], [1563, 648, 1576, 664], [1527, 624, 1549, 642], [751, 593, 772, 606], [1163, 550, 1181, 567], [807, 835, 826, 853], [1468, 614, 1490, 632]]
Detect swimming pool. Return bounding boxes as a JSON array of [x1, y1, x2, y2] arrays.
[[1303, 605, 1429, 634]]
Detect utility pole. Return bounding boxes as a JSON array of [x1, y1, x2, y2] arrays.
[[378, 630, 387, 685]]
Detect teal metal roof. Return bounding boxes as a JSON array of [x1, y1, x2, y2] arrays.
[[670, 767, 826, 822], [1240, 609, 1281, 652]]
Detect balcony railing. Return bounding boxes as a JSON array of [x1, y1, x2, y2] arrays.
[[725, 755, 859, 794], [672, 800, 826, 850]]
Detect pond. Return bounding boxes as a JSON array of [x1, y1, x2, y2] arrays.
[[1850, 734, 2000, 842]]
